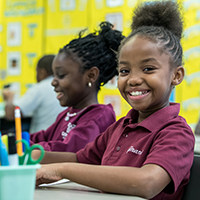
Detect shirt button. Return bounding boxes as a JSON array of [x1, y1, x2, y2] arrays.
[[123, 133, 128, 137], [116, 146, 120, 151]]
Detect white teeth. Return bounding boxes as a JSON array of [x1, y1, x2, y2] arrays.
[[130, 91, 147, 96], [56, 92, 62, 96]]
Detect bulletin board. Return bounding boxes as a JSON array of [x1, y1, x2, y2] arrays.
[[0, 0, 45, 100], [44, 0, 90, 54]]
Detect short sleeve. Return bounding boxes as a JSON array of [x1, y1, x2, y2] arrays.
[[144, 119, 195, 194]]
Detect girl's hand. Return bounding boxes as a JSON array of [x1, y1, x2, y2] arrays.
[[36, 164, 63, 187]]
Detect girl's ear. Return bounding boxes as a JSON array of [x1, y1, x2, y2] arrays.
[[172, 66, 185, 86], [86, 66, 99, 84]]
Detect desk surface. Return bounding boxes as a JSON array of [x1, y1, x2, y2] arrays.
[[195, 135, 200, 154], [34, 182, 146, 200]]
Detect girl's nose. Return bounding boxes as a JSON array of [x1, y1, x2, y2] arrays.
[[127, 73, 143, 86], [51, 77, 57, 86]]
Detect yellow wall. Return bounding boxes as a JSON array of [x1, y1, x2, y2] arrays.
[[178, 0, 200, 130], [0, 0, 200, 129], [0, 0, 4, 97], [0, 0, 45, 97]]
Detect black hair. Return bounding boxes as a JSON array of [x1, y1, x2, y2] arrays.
[[119, 1, 184, 68], [59, 22, 125, 91], [37, 55, 55, 75]]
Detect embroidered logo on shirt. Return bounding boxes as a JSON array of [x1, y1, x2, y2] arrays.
[[61, 122, 76, 139], [126, 146, 143, 155]]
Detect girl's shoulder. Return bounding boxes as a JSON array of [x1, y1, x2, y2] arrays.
[[76, 104, 116, 126]]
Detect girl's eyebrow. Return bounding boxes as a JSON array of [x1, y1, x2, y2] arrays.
[[54, 66, 64, 70], [118, 60, 128, 65], [119, 58, 157, 66], [139, 58, 157, 64]]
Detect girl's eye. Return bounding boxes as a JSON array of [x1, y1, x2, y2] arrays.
[[119, 69, 129, 74], [143, 67, 154, 72], [57, 74, 65, 79]]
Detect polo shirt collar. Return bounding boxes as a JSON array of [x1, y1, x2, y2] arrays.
[[123, 103, 180, 132]]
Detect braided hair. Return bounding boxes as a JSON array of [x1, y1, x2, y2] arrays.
[[119, 1, 183, 68], [59, 22, 125, 91]]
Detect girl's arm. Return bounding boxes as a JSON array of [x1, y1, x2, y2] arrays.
[[36, 162, 171, 199], [32, 150, 78, 163]]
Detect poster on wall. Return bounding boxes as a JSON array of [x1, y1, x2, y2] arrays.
[[104, 95, 121, 116], [95, 0, 104, 9], [60, 0, 76, 11], [79, 0, 88, 11], [105, 13, 123, 31], [0, 69, 6, 80], [48, 0, 56, 12], [7, 22, 22, 46], [7, 52, 21, 75], [105, 76, 118, 89], [106, 0, 124, 7]]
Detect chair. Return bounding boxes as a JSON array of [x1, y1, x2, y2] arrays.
[[181, 154, 200, 200]]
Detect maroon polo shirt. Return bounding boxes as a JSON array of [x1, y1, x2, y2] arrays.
[[76, 103, 195, 200], [30, 104, 116, 152]]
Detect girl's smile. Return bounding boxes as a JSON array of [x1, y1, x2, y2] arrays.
[[56, 91, 64, 101], [128, 89, 150, 100]]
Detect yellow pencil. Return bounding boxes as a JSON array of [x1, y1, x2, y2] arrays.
[[15, 106, 23, 156]]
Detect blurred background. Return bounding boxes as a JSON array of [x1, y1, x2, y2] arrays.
[[0, 0, 200, 132]]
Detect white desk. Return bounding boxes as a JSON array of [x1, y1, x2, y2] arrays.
[[195, 135, 200, 154], [34, 182, 146, 200]]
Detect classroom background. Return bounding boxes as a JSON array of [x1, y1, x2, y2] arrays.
[[0, 0, 200, 131]]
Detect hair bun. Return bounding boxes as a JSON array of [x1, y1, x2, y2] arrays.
[[99, 22, 125, 51], [131, 1, 183, 40]]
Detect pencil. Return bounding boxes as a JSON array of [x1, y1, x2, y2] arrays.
[[15, 106, 23, 156]]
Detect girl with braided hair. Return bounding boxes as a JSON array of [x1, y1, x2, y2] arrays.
[[34, 1, 194, 199], [30, 21, 125, 152]]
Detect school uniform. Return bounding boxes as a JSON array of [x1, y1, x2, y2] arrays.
[[76, 103, 195, 200], [30, 104, 116, 152]]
